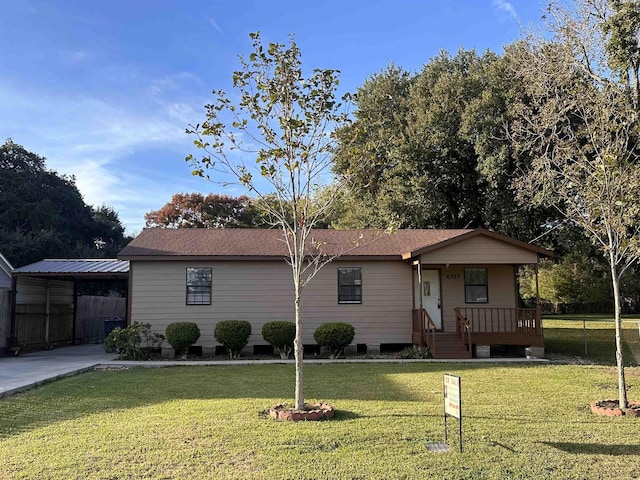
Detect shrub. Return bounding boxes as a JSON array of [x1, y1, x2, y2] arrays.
[[397, 346, 433, 359], [214, 320, 252, 359], [165, 322, 201, 358], [313, 322, 355, 359], [104, 322, 164, 360], [262, 321, 296, 359]]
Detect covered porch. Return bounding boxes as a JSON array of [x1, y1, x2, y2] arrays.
[[405, 229, 550, 359]]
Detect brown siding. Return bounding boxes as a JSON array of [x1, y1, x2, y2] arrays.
[[440, 265, 516, 332], [15, 277, 74, 304], [130, 260, 413, 349], [420, 235, 538, 264]]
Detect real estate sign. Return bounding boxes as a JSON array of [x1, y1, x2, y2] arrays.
[[444, 374, 461, 419], [443, 374, 462, 452]]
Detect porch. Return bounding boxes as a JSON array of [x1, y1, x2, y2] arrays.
[[412, 306, 544, 359]]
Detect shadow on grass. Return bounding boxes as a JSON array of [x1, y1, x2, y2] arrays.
[[542, 441, 640, 456], [0, 362, 548, 440]]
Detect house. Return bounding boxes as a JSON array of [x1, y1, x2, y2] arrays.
[[0, 253, 14, 352], [118, 228, 552, 359]]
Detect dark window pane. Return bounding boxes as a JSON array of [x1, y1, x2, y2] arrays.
[[338, 267, 362, 303], [186, 268, 212, 305], [464, 268, 487, 285], [465, 286, 488, 303]]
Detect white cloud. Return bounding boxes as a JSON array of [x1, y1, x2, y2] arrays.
[[208, 18, 224, 34], [0, 73, 212, 234], [492, 0, 519, 22]]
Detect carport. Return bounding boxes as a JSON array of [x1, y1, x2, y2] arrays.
[[7, 259, 129, 354]]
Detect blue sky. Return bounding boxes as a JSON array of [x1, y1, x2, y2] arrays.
[[1, 0, 545, 234]]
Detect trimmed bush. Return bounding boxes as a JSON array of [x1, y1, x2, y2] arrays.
[[165, 322, 201, 358], [214, 320, 252, 359], [262, 321, 296, 359], [105, 322, 164, 360], [313, 322, 355, 359]]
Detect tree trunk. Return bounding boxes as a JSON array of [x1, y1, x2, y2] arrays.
[[610, 263, 628, 409], [294, 291, 304, 410]]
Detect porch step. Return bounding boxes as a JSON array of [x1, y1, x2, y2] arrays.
[[431, 333, 472, 359]]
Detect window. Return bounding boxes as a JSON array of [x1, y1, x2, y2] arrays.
[[464, 268, 488, 303], [186, 268, 212, 305], [338, 267, 362, 304]]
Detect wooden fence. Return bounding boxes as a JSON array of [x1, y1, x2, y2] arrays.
[[76, 296, 126, 343]]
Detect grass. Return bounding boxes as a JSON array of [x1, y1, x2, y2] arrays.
[[1, 363, 640, 479], [543, 314, 640, 365]]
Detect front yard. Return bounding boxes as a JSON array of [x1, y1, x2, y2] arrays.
[[1, 362, 640, 479], [543, 314, 640, 364]]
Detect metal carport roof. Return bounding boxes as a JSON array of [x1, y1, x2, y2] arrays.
[[12, 259, 129, 278]]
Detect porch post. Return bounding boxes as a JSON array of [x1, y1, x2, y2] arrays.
[[534, 263, 541, 333], [45, 280, 50, 345], [417, 258, 423, 311]]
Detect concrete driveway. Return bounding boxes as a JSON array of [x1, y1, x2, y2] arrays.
[[0, 344, 116, 398]]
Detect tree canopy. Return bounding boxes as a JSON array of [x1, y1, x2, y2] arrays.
[[0, 139, 129, 266], [145, 193, 268, 229], [331, 49, 564, 250]]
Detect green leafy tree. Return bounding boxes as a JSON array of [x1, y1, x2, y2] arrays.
[[332, 51, 561, 247], [0, 139, 129, 266], [187, 33, 354, 410], [511, 0, 640, 409]]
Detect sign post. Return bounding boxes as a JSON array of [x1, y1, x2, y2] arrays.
[[443, 374, 462, 453]]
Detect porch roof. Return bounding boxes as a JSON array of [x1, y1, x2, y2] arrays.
[[401, 229, 553, 261]]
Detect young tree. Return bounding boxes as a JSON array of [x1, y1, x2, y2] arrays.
[[511, 0, 640, 409], [186, 33, 352, 410]]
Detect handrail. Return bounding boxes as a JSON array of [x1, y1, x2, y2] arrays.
[[456, 307, 540, 335], [454, 307, 472, 351], [422, 309, 437, 358]]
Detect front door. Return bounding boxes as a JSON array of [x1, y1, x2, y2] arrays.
[[421, 269, 442, 330]]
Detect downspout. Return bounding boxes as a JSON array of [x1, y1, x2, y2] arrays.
[[126, 265, 132, 327]]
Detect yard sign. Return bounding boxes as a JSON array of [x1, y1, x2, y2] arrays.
[[444, 374, 462, 452]]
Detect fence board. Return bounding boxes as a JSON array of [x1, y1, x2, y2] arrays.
[[76, 296, 126, 343]]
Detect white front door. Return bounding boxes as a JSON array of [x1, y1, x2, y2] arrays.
[[421, 269, 442, 330]]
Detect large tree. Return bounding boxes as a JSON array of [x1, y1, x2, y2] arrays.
[[0, 139, 128, 266], [187, 33, 355, 410], [332, 50, 562, 247], [511, 0, 640, 409], [145, 193, 266, 228]]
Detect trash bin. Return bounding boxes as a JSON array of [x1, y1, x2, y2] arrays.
[[104, 317, 126, 336]]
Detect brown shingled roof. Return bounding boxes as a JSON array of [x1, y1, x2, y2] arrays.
[[118, 228, 473, 259]]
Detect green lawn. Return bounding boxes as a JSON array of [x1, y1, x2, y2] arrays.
[[1, 363, 640, 479], [543, 314, 640, 365]]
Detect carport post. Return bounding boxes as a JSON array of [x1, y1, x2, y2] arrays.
[[45, 280, 50, 345]]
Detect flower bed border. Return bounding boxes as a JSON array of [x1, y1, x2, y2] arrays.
[[269, 402, 335, 421], [590, 400, 640, 417]]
